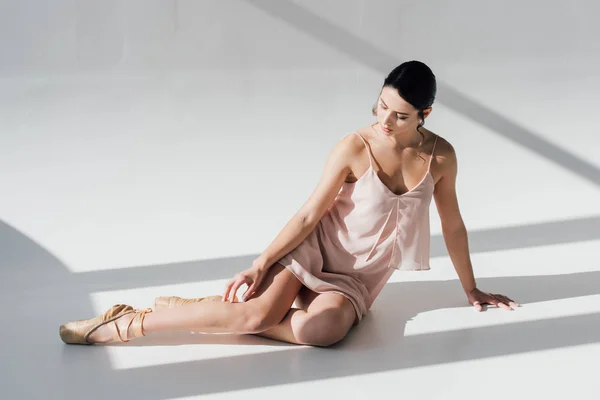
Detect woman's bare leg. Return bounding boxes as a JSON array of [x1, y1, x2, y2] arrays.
[[253, 291, 357, 347], [87, 263, 303, 342], [253, 308, 306, 344]]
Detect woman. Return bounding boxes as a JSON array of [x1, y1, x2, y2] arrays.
[[60, 60, 519, 347]]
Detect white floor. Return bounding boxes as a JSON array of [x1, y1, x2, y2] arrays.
[[1, 221, 599, 399]]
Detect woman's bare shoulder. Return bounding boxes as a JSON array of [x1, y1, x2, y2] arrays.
[[354, 124, 379, 140], [339, 127, 373, 153], [429, 131, 457, 182], [431, 132, 455, 162]]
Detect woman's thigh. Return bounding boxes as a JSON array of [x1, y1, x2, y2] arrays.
[[304, 291, 357, 327], [255, 290, 357, 346], [294, 291, 357, 346], [296, 286, 358, 325]]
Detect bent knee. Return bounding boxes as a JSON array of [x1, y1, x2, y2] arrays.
[[295, 310, 352, 347], [242, 305, 287, 334]]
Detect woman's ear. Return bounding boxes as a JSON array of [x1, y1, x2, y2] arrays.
[[422, 107, 433, 119]]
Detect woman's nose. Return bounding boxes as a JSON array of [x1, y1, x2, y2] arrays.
[[382, 112, 394, 125]]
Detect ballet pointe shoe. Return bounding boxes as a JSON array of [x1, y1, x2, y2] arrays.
[[59, 304, 153, 345], [154, 294, 239, 310]]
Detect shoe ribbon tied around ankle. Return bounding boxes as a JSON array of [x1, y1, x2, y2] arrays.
[[113, 307, 153, 342]]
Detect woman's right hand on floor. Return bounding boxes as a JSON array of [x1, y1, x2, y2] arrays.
[[222, 261, 269, 303]]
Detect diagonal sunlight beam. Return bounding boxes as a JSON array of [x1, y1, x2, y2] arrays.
[[437, 86, 600, 186], [75, 215, 600, 290], [431, 215, 600, 256]]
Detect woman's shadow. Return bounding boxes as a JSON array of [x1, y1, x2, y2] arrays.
[[2, 218, 599, 399]]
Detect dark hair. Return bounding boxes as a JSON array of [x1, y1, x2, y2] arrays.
[[372, 60, 437, 148]]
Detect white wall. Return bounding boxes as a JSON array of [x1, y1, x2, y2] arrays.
[[1, 0, 599, 273]]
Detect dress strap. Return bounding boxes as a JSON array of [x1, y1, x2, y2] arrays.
[[352, 132, 373, 168], [427, 134, 439, 171]]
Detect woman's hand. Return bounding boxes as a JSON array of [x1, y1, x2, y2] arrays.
[[467, 288, 520, 311], [222, 261, 269, 303]]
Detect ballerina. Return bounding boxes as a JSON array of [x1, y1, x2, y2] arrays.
[[59, 60, 518, 347]]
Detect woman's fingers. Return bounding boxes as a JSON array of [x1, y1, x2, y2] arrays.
[[501, 295, 519, 308], [223, 268, 261, 302], [242, 284, 254, 302], [228, 279, 244, 303], [491, 295, 512, 310], [471, 291, 520, 312], [493, 294, 516, 310], [223, 277, 242, 302], [244, 276, 262, 302], [222, 280, 235, 302], [499, 295, 520, 309], [231, 274, 255, 303], [243, 278, 261, 301]]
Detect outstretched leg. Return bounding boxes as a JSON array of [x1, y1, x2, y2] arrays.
[[85, 263, 303, 343]]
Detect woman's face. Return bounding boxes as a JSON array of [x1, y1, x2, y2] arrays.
[[375, 86, 431, 137]]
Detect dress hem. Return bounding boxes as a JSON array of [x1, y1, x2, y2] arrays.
[[391, 264, 431, 271]]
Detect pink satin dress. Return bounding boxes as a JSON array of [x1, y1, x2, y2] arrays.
[[276, 131, 439, 325]]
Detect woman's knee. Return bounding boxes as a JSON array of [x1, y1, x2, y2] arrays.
[[243, 305, 287, 334], [239, 264, 304, 334], [295, 309, 353, 347]]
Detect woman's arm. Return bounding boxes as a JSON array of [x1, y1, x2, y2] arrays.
[[254, 135, 357, 271], [432, 140, 477, 294], [432, 139, 519, 310]]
